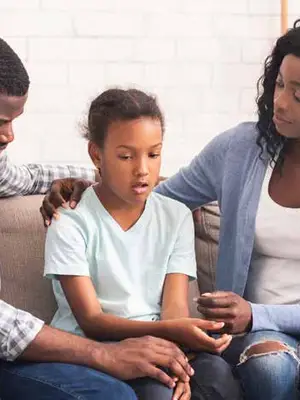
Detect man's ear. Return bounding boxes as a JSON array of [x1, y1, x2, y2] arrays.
[[88, 141, 102, 169]]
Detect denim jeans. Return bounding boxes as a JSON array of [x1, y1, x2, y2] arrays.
[[223, 330, 300, 400], [0, 353, 242, 400], [0, 361, 137, 400], [128, 352, 241, 400]]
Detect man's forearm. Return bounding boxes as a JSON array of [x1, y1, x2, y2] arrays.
[[20, 324, 108, 371], [0, 150, 96, 197]]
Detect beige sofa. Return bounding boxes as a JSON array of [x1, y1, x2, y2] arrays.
[[0, 195, 220, 323]]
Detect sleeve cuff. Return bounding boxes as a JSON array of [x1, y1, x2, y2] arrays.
[[5, 310, 44, 361], [249, 302, 275, 332]]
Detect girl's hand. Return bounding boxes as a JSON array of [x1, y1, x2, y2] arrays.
[[173, 381, 191, 400], [163, 318, 232, 353]]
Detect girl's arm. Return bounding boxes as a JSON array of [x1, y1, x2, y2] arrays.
[[59, 275, 228, 352], [161, 273, 190, 320], [59, 275, 165, 341]]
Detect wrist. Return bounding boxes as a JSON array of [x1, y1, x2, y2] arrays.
[[86, 341, 114, 372], [154, 320, 173, 340]]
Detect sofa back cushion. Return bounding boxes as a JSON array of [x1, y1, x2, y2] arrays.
[[194, 202, 220, 293], [0, 195, 56, 324]]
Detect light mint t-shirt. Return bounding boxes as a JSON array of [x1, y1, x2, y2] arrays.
[[44, 187, 196, 336]]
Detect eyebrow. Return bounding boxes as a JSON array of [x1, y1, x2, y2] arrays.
[[117, 143, 162, 150], [278, 71, 300, 87]]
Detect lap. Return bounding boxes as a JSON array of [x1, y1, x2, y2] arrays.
[[128, 376, 173, 400], [189, 353, 242, 400], [0, 360, 136, 400]]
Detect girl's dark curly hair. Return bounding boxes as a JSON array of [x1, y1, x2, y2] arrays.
[[256, 19, 300, 166], [84, 88, 164, 148]]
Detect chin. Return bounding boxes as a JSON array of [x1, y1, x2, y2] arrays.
[[275, 126, 299, 139]]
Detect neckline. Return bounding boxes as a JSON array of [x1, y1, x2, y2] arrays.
[[265, 165, 300, 211], [89, 186, 152, 234]]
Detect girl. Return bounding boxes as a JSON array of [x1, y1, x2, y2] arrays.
[[44, 89, 239, 400]]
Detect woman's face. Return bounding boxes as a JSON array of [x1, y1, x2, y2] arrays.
[[273, 54, 300, 139]]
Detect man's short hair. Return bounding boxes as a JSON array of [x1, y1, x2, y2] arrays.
[[0, 38, 29, 96]]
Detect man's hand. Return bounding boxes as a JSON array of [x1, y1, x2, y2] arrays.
[[173, 381, 191, 400], [100, 336, 194, 389], [161, 318, 232, 353], [40, 178, 92, 226], [196, 291, 252, 334]]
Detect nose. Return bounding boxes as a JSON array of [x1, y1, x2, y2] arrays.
[[0, 122, 14, 144], [274, 87, 289, 112], [134, 157, 149, 177]]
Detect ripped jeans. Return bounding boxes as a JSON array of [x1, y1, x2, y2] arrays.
[[223, 330, 300, 400]]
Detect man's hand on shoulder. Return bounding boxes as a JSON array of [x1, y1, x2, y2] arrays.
[[40, 178, 93, 226]]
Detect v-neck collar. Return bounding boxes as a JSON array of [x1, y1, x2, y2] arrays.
[[89, 186, 152, 235]]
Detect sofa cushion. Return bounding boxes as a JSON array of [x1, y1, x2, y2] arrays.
[[194, 202, 220, 294], [0, 195, 56, 324]]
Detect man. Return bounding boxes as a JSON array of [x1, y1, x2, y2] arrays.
[[0, 37, 194, 399]]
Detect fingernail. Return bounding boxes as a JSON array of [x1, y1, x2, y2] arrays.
[[53, 213, 59, 220], [61, 202, 68, 209], [201, 292, 212, 297], [190, 367, 195, 375], [216, 322, 224, 327], [45, 220, 50, 226], [70, 201, 76, 209], [192, 297, 198, 302]]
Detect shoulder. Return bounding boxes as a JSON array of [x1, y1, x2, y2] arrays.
[[206, 121, 258, 153], [47, 187, 97, 237], [150, 192, 192, 222]]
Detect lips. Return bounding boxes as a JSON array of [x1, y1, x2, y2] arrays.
[[132, 182, 149, 195], [273, 114, 292, 124]]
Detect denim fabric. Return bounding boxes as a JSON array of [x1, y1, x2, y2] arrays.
[[0, 361, 136, 400], [224, 330, 300, 400]]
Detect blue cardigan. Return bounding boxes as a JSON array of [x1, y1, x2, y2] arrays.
[[156, 121, 300, 335]]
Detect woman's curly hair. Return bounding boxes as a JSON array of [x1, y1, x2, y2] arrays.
[[256, 19, 300, 166]]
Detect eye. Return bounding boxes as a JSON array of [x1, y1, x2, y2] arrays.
[[275, 80, 284, 88], [294, 92, 300, 103], [149, 153, 160, 159], [118, 155, 132, 160]]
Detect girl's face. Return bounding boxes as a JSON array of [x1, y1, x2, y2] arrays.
[[89, 117, 163, 208], [273, 54, 300, 139]]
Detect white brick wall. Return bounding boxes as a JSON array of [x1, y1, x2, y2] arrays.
[[3, 0, 300, 175]]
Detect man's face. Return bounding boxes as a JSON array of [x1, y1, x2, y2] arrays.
[[0, 92, 28, 150]]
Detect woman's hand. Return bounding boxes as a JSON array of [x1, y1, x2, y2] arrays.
[[197, 291, 252, 334]]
